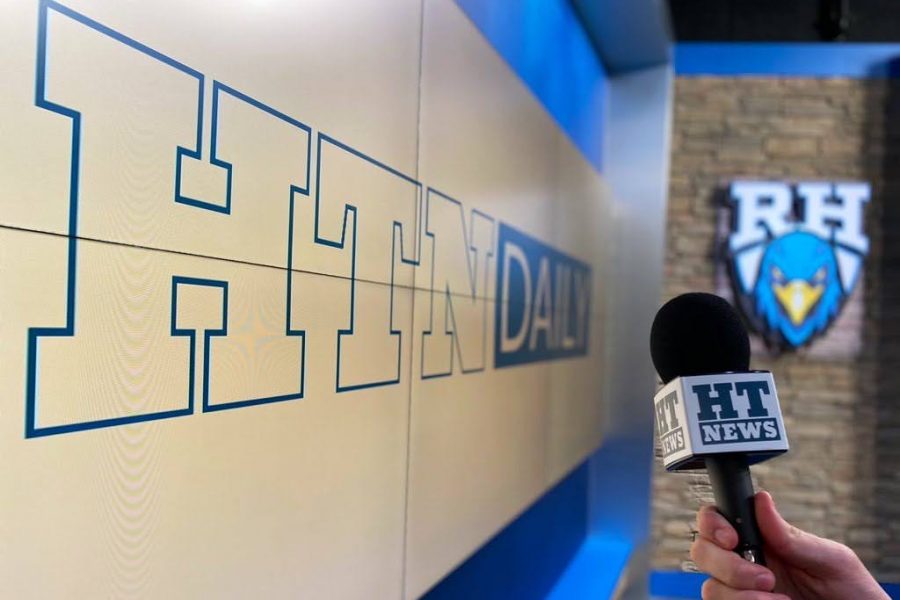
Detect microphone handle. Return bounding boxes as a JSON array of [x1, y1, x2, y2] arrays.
[[705, 454, 766, 566]]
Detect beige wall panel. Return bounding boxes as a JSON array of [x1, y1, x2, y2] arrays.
[[410, 0, 611, 301], [0, 0, 423, 289], [404, 1, 612, 595], [406, 296, 607, 596], [0, 228, 411, 598], [546, 138, 616, 482], [544, 307, 608, 480], [1, 0, 617, 597]]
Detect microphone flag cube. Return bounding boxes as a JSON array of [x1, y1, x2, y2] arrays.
[[654, 371, 789, 471]]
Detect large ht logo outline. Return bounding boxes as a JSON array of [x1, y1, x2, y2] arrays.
[[26, 1, 590, 438], [29, 1, 314, 436]]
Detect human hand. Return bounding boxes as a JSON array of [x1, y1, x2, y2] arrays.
[[690, 491, 889, 600]]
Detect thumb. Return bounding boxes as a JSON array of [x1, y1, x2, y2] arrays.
[[755, 491, 847, 572]]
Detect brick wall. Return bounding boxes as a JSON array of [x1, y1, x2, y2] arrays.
[[653, 77, 900, 580]]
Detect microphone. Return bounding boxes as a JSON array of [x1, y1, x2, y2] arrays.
[[649, 293, 789, 566]]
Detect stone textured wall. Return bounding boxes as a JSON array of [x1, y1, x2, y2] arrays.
[[653, 77, 900, 580]]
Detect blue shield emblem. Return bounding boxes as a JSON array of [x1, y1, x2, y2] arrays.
[[726, 181, 870, 350]]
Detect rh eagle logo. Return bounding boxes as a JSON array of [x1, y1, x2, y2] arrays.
[[726, 181, 870, 350]]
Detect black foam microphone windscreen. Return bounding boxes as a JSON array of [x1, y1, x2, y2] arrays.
[[650, 292, 750, 384]]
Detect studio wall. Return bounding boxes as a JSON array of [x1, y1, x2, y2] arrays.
[[0, 0, 658, 597]]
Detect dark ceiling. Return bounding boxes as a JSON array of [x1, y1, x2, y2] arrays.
[[668, 0, 900, 42]]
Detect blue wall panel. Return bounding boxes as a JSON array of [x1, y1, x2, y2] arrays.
[[676, 43, 900, 78], [422, 464, 589, 600]]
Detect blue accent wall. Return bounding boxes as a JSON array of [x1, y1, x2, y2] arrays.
[[676, 43, 900, 78], [422, 463, 589, 600], [649, 572, 900, 600], [571, 0, 671, 73]]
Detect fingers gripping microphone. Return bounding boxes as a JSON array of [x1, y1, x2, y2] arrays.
[[650, 293, 789, 566]]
